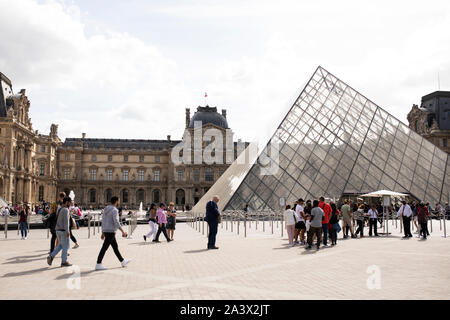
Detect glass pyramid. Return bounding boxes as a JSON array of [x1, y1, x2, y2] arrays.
[[193, 66, 450, 212]]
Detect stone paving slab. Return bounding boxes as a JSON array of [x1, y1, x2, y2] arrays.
[[0, 220, 449, 300]]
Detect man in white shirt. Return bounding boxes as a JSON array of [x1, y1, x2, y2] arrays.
[[368, 204, 379, 237], [398, 200, 413, 238], [294, 199, 306, 245]]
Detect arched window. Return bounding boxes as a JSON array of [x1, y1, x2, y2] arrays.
[[137, 189, 145, 203], [89, 189, 96, 203], [105, 189, 112, 204], [122, 189, 129, 203], [176, 189, 185, 205], [153, 189, 160, 203]]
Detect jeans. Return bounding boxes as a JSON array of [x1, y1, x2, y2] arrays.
[[97, 232, 124, 264], [19, 221, 27, 238], [207, 220, 218, 248], [355, 220, 364, 236], [369, 218, 378, 236], [403, 216, 412, 237], [51, 230, 70, 264], [155, 223, 170, 242], [322, 223, 329, 245]]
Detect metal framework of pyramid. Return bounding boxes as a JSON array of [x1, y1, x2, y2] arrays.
[[193, 66, 450, 212]]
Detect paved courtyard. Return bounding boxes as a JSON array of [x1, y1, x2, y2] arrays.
[[1, 219, 449, 300]]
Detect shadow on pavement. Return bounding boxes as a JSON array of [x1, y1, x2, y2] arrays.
[[183, 249, 209, 254], [2, 267, 51, 277]]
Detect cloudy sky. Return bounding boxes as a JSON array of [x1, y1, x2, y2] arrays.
[[0, 0, 449, 143]]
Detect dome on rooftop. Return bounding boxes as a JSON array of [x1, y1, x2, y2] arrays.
[[188, 105, 228, 129]]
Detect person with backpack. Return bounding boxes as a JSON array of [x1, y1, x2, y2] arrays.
[[46, 196, 73, 267]]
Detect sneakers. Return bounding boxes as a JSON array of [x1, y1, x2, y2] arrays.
[[300, 240, 306, 245], [152, 240, 160, 243], [95, 263, 107, 271], [72, 244, 79, 249], [47, 255, 54, 266], [61, 262, 72, 267], [305, 246, 312, 250], [208, 246, 219, 250], [121, 259, 131, 267], [143, 235, 147, 242]]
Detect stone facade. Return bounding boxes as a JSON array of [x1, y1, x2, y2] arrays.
[[0, 73, 60, 207], [407, 91, 450, 154], [0, 72, 246, 209]]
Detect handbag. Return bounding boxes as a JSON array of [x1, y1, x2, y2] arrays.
[[333, 222, 341, 233]]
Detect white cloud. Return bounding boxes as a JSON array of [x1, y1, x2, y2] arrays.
[[1, 0, 450, 145]]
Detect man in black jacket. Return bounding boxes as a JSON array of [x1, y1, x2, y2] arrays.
[[205, 196, 220, 250]]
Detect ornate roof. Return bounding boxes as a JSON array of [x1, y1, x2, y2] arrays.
[[189, 105, 229, 129], [62, 138, 180, 150]]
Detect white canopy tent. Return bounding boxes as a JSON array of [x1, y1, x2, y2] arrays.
[[360, 190, 408, 198]]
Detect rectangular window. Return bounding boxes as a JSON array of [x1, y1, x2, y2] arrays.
[[39, 163, 45, 176], [90, 169, 97, 181], [139, 155, 144, 162], [123, 169, 129, 181], [155, 155, 160, 163], [108, 155, 112, 162], [64, 168, 70, 180], [38, 186, 44, 202], [193, 169, 200, 182], [444, 138, 448, 148], [138, 169, 144, 181], [107, 169, 113, 181], [65, 153, 70, 161], [177, 170, 183, 181], [91, 154, 96, 161], [124, 155, 128, 162], [40, 145, 45, 153], [154, 170, 160, 182], [205, 168, 214, 182]]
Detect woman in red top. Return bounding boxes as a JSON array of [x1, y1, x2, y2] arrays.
[[18, 205, 28, 240]]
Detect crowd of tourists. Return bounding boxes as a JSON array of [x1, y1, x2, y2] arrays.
[[283, 197, 444, 250], [42, 192, 179, 270]]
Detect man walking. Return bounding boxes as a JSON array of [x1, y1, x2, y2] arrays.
[[398, 200, 413, 238], [318, 197, 331, 246], [206, 196, 220, 250], [47, 196, 72, 267], [306, 200, 324, 250], [95, 196, 131, 270]]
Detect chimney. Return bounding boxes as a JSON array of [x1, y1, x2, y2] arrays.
[[185, 108, 190, 128], [82, 133, 86, 139], [222, 109, 227, 119]]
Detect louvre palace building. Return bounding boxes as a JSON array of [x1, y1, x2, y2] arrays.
[[0, 72, 246, 209]]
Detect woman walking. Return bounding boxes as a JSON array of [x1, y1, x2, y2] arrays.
[[329, 203, 340, 246], [18, 205, 28, 240], [166, 202, 177, 240], [154, 203, 171, 243], [143, 203, 158, 242], [284, 205, 296, 247]]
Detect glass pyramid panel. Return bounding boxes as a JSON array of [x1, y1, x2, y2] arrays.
[[191, 66, 450, 212]]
